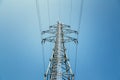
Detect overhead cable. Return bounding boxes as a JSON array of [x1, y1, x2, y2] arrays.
[[47, 0, 50, 26], [35, 0, 46, 73], [74, 0, 84, 79]]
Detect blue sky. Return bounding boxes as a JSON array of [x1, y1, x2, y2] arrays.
[[0, 0, 120, 80]]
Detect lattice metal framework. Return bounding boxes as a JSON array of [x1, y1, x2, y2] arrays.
[[42, 22, 78, 80]]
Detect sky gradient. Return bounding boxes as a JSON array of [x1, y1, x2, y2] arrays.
[[0, 0, 120, 80]]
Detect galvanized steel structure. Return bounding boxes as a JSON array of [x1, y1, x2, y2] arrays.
[[42, 22, 78, 80]]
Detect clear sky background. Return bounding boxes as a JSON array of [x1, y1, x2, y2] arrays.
[[0, 0, 120, 80]]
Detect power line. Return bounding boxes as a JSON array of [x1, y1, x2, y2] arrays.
[[69, 0, 73, 25], [47, 0, 50, 26], [35, 0, 46, 73], [67, 0, 73, 67], [74, 43, 78, 80], [35, 0, 84, 79], [58, 0, 61, 21], [78, 0, 84, 31], [74, 0, 84, 79]]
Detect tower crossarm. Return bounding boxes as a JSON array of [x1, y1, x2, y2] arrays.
[[63, 29, 78, 34], [64, 36, 78, 44], [42, 36, 56, 43], [41, 29, 57, 35]]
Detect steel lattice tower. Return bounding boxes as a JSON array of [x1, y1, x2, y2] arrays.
[[42, 22, 78, 80]]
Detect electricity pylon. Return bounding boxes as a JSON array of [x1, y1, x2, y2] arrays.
[[42, 22, 78, 80]]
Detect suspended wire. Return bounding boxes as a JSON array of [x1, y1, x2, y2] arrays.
[[74, 43, 78, 80], [58, 0, 61, 21], [67, 0, 73, 66], [74, 0, 84, 79], [42, 44, 45, 72], [78, 0, 84, 31], [35, 0, 46, 73], [47, 0, 50, 26], [35, 0, 84, 79], [69, 0, 73, 25]]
